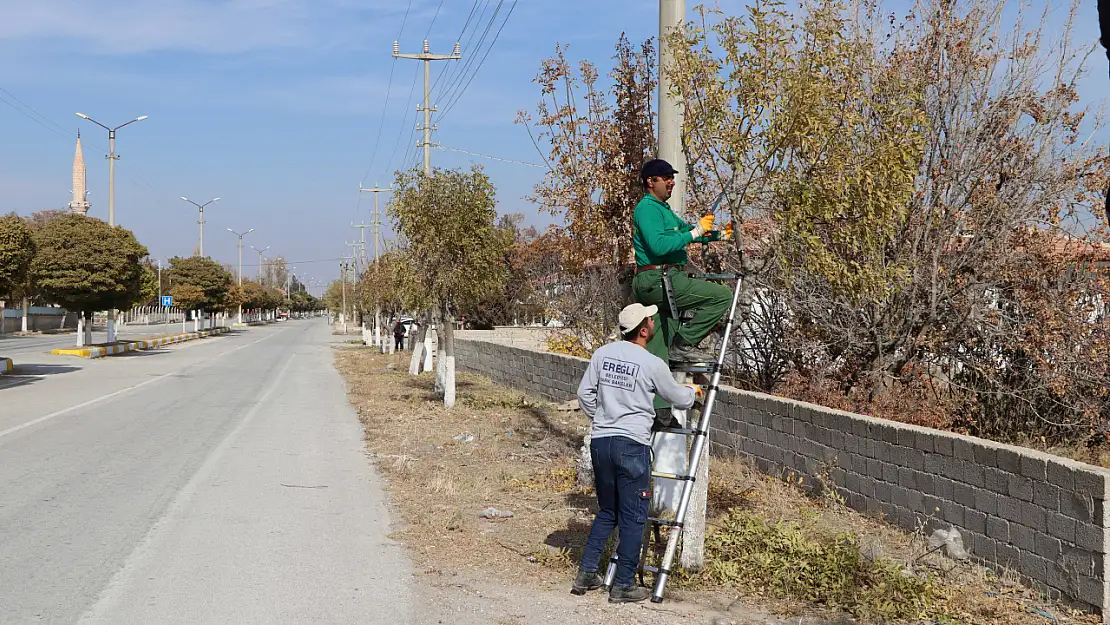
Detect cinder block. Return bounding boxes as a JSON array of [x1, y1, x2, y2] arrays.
[[1078, 577, 1108, 611], [914, 431, 935, 454], [897, 467, 916, 490], [1075, 523, 1108, 553], [882, 462, 899, 484], [974, 444, 999, 468], [924, 453, 946, 476], [902, 449, 926, 472], [1008, 474, 1035, 502], [1021, 455, 1048, 481], [1073, 469, 1108, 500], [965, 508, 987, 534], [1011, 522, 1036, 552], [1034, 530, 1061, 559], [996, 542, 1021, 569], [1047, 513, 1078, 543], [998, 495, 1023, 524], [996, 448, 1023, 475], [942, 502, 965, 527], [1061, 491, 1095, 525], [933, 434, 954, 457], [917, 472, 936, 495], [975, 489, 1000, 517], [875, 481, 892, 503], [1022, 502, 1048, 532], [859, 476, 877, 498], [983, 468, 1009, 494], [896, 428, 916, 448], [960, 460, 986, 488], [934, 477, 956, 500], [1048, 461, 1077, 493], [1034, 482, 1062, 511], [1020, 551, 1050, 582], [955, 483, 977, 508], [953, 438, 977, 462], [987, 516, 1010, 542], [881, 424, 901, 445], [843, 434, 861, 455]]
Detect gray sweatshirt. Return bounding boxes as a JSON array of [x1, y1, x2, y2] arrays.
[[576, 340, 697, 446]]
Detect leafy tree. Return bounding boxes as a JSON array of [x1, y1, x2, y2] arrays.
[[165, 256, 233, 317], [170, 284, 207, 314], [31, 214, 148, 344], [0, 213, 34, 300], [389, 165, 512, 406]]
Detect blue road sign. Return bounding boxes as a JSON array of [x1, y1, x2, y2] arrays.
[[161, 296, 174, 307]]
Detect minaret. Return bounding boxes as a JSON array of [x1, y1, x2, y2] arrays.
[[68, 131, 90, 216]]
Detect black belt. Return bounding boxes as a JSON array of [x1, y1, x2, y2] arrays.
[[635, 264, 684, 275]]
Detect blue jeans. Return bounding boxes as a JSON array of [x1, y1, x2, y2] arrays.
[[578, 435, 652, 587]]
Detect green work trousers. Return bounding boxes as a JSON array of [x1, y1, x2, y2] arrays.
[[631, 268, 731, 364]]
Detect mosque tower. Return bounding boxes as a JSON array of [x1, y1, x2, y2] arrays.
[[67, 131, 90, 216]]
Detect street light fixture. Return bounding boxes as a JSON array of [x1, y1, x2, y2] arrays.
[[228, 228, 254, 325], [181, 196, 220, 256], [250, 245, 270, 284], [76, 111, 148, 345]]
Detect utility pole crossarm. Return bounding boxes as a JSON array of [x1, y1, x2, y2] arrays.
[[392, 40, 461, 176]]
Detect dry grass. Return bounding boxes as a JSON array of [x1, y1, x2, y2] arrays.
[[335, 346, 1099, 624]]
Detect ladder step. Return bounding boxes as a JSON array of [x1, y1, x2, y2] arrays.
[[651, 471, 694, 481], [656, 427, 697, 436], [690, 273, 740, 280], [642, 565, 660, 574], [670, 362, 717, 373], [649, 517, 684, 528]]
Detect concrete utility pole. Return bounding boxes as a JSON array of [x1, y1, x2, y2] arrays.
[[76, 112, 148, 345], [228, 228, 254, 325], [181, 197, 220, 256], [658, 0, 686, 217], [393, 40, 461, 175], [251, 245, 270, 284], [358, 184, 392, 348]]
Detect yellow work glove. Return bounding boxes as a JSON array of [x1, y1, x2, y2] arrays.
[[685, 383, 705, 401], [721, 221, 734, 241], [692, 214, 715, 239]]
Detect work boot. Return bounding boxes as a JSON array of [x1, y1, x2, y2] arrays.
[[570, 569, 603, 595], [609, 585, 651, 603], [669, 340, 715, 365]]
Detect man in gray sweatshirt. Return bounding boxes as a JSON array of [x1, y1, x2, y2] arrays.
[[571, 303, 700, 603]]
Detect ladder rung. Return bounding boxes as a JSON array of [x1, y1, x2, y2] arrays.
[[642, 565, 660, 574], [651, 471, 694, 481], [649, 517, 684, 528], [656, 427, 696, 436], [689, 273, 740, 280], [670, 362, 717, 373]]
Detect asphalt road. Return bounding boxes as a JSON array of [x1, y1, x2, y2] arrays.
[[0, 321, 227, 357], [0, 320, 415, 624]]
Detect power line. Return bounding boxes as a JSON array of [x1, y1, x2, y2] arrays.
[[358, 0, 413, 189], [435, 144, 545, 168], [433, 1, 503, 108], [437, 1, 516, 122], [428, 0, 487, 97]]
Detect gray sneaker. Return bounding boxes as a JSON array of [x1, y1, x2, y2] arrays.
[[669, 342, 715, 364], [609, 585, 651, 603], [571, 569, 603, 595]]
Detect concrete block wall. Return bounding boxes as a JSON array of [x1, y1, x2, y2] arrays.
[[454, 338, 1110, 617]]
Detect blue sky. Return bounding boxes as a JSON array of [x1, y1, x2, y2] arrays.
[[0, 1, 1104, 288], [0, 0, 663, 287]]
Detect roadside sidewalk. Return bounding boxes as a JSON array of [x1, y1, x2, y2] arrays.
[[51, 327, 231, 359]]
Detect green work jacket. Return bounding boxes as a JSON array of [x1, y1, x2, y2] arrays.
[[631, 194, 718, 266]]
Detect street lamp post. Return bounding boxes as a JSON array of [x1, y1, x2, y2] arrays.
[[228, 228, 254, 325], [181, 197, 220, 257], [250, 245, 270, 284], [76, 112, 148, 345]]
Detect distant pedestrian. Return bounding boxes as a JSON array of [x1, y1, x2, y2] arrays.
[[571, 303, 700, 603], [393, 321, 406, 351]]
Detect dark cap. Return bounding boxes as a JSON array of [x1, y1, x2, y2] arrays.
[[641, 158, 679, 182]]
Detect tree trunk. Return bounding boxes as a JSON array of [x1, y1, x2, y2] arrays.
[[443, 312, 456, 408], [408, 311, 429, 375], [21, 297, 29, 332], [422, 312, 435, 372], [434, 309, 446, 394]]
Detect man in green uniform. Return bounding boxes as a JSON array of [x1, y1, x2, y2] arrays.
[[631, 158, 732, 364]]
